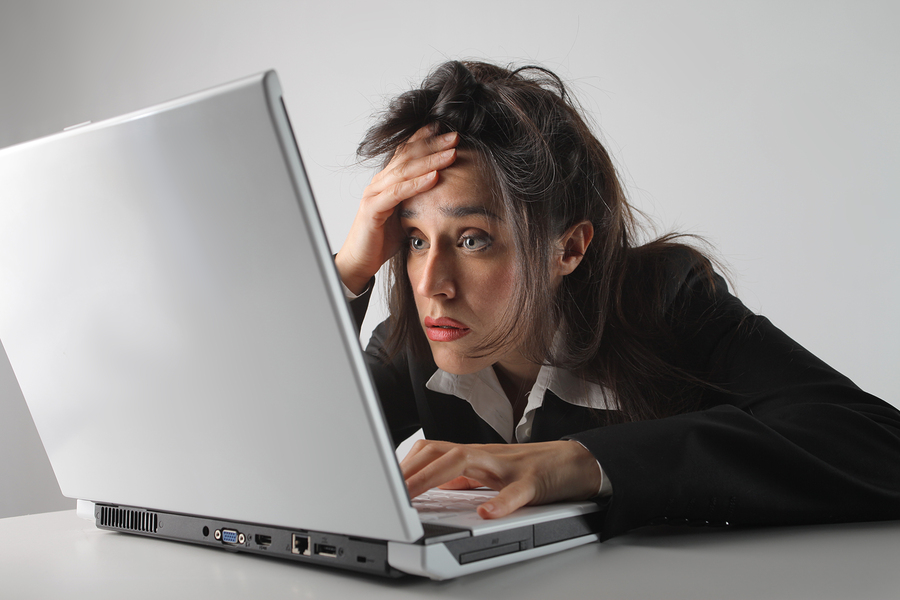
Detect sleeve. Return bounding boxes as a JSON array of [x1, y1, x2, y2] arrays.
[[568, 265, 900, 541], [346, 284, 422, 448]]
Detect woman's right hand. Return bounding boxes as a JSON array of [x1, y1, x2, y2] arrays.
[[335, 125, 459, 295]]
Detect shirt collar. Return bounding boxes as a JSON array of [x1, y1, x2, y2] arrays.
[[425, 364, 614, 443]]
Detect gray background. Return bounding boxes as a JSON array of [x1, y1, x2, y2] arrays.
[[1, 0, 897, 518]]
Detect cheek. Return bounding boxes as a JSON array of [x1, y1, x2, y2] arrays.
[[468, 264, 515, 314]]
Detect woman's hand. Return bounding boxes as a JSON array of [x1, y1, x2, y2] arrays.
[[400, 439, 604, 518], [335, 125, 459, 295]]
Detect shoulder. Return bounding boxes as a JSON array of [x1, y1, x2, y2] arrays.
[[621, 241, 732, 321]]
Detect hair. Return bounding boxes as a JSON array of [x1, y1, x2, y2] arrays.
[[358, 60, 716, 423]]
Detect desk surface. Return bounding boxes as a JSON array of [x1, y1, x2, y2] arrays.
[[3, 510, 899, 599]]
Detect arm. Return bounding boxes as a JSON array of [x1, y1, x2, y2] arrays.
[[336, 125, 459, 446], [382, 257, 900, 531], [569, 267, 900, 540]]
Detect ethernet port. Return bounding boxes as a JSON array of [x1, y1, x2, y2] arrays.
[[291, 533, 310, 556]]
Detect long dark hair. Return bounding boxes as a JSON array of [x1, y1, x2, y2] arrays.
[[359, 60, 716, 423]]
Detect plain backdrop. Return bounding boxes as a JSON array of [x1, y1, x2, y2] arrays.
[[1, 0, 897, 518]]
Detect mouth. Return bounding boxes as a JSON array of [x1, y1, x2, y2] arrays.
[[423, 316, 471, 342]]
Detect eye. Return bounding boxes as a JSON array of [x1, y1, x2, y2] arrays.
[[460, 234, 491, 251], [408, 236, 428, 252]]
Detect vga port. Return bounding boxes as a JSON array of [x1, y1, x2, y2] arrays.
[[216, 529, 246, 544], [221, 529, 239, 544]]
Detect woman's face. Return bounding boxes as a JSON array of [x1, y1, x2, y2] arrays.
[[399, 155, 521, 375]]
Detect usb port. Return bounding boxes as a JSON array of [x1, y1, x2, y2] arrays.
[[314, 543, 337, 558], [255, 534, 272, 547]]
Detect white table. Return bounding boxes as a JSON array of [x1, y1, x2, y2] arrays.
[[2, 510, 899, 599]]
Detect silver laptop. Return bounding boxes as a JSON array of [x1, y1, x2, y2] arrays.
[[0, 71, 602, 580]]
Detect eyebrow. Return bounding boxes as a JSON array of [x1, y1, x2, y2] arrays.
[[399, 204, 503, 221]]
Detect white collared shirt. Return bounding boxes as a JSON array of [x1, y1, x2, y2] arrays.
[[426, 364, 615, 444]]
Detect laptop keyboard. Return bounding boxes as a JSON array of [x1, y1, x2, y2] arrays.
[[412, 489, 497, 522]]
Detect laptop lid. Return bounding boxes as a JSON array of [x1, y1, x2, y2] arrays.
[[0, 71, 424, 543]]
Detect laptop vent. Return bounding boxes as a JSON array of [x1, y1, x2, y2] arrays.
[[99, 506, 159, 534]]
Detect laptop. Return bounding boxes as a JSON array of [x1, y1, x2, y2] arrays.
[[0, 71, 603, 580]]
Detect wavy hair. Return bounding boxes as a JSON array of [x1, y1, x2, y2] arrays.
[[359, 60, 715, 422]]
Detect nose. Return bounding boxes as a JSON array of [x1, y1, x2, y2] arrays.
[[414, 246, 456, 299]]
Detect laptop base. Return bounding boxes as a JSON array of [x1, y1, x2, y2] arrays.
[[90, 500, 604, 579]]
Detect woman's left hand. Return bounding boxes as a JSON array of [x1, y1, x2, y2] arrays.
[[399, 439, 604, 518]]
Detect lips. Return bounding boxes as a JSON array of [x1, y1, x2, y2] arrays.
[[424, 316, 471, 342]]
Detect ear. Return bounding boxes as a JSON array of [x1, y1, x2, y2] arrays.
[[554, 221, 594, 277]]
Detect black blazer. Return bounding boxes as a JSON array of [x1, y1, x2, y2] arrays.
[[349, 254, 900, 541]]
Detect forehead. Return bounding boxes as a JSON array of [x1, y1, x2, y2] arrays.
[[399, 150, 501, 220]]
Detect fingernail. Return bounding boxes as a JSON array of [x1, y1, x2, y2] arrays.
[[441, 131, 457, 142], [482, 502, 496, 514]]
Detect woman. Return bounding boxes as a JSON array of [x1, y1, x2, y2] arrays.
[[335, 60, 900, 540]]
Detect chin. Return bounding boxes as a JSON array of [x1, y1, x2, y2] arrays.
[[430, 347, 491, 376]]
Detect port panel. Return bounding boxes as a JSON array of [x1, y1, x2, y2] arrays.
[[93, 503, 401, 577]]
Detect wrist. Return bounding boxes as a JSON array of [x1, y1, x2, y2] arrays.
[[568, 440, 611, 499], [334, 253, 373, 296]]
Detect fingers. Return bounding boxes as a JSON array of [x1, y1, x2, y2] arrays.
[[437, 476, 483, 490], [363, 148, 454, 211], [406, 122, 439, 144], [433, 472, 534, 519], [366, 130, 458, 198], [354, 129, 458, 247], [335, 128, 458, 293], [366, 163, 442, 214], [477, 480, 535, 519], [401, 124, 458, 163], [399, 440, 511, 490], [400, 440, 604, 519], [401, 440, 475, 498], [400, 441, 538, 512]]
